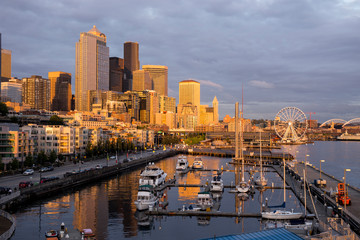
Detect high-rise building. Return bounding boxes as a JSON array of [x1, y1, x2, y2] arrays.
[[179, 80, 200, 106], [132, 70, 151, 92], [123, 42, 139, 92], [22, 75, 51, 110], [109, 57, 124, 92], [75, 25, 109, 111], [212, 96, 219, 123], [1, 77, 22, 103], [142, 65, 168, 96], [159, 95, 176, 113], [1, 49, 11, 82], [48, 71, 72, 111]]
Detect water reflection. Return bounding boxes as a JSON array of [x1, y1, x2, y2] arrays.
[[12, 155, 303, 240]]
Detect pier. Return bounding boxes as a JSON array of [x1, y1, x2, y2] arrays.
[[147, 209, 261, 218]]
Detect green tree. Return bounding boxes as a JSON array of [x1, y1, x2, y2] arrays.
[[85, 142, 93, 157], [49, 115, 64, 125], [10, 158, 20, 170], [24, 153, 34, 167], [37, 151, 48, 165], [0, 102, 8, 116], [49, 150, 57, 163]]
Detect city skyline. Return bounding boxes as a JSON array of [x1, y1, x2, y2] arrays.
[[1, 0, 360, 121]]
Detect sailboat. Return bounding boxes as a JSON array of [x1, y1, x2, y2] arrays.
[[261, 157, 303, 220], [235, 102, 251, 193], [255, 131, 268, 186]]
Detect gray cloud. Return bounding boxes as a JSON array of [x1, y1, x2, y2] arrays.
[[1, 0, 360, 122]]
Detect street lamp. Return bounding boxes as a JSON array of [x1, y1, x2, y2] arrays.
[[344, 168, 351, 210], [320, 160, 325, 179]]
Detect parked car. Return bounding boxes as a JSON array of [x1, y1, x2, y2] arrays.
[[19, 181, 33, 189], [95, 164, 103, 169], [40, 176, 59, 184], [39, 166, 55, 172], [23, 169, 34, 175], [0, 186, 11, 194]]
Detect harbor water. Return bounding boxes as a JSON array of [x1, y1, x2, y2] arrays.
[[10, 141, 360, 239]]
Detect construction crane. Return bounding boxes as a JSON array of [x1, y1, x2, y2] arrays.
[[307, 112, 316, 128]]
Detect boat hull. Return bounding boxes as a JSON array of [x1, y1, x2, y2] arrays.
[[262, 211, 303, 220]]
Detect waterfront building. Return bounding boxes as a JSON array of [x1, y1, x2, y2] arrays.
[[177, 103, 198, 130], [142, 65, 168, 96], [159, 95, 176, 113], [22, 75, 51, 110], [109, 57, 124, 92], [0, 124, 31, 164], [1, 48, 11, 83], [48, 71, 71, 112], [123, 41, 140, 92], [1, 77, 22, 103], [75, 25, 109, 111], [132, 70, 151, 91]]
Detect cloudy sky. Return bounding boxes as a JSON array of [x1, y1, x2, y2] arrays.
[[1, 0, 360, 122]]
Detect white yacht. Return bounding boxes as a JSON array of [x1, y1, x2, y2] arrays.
[[139, 162, 167, 187], [210, 175, 224, 192], [261, 209, 303, 220], [134, 185, 158, 211], [236, 181, 250, 193], [192, 156, 204, 169], [197, 191, 214, 211], [176, 155, 189, 171]]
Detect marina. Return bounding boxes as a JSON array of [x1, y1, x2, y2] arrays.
[[1, 141, 360, 239]]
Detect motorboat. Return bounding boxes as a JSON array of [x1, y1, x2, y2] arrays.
[[262, 209, 303, 220], [134, 185, 158, 211], [264, 219, 313, 236], [176, 155, 189, 171], [236, 181, 250, 193], [254, 131, 268, 187], [197, 191, 214, 210], [80, 229, 96, 239], [139, 162, 167, 187], [192, 156, 204, 169], [45, 230, 59, 240], [210, 175, 224, 192]]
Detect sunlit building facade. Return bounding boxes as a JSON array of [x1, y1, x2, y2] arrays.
[[22, 75, 51, 110], [142, 65, 168, 96], [109, 57, 124, 92], [159, 96, 176, 113], [132, 70, 151, 92], [1, 78, 22, 103], [49, 71, 72, 111], [1, 48, 11, 82], [76, 26, 109, 111], [123, 42, 139, 92]]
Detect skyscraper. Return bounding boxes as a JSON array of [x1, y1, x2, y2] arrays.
[[179, 79, 200, 111], [132, 70, 151, 92], [49, 71, 72, 111], [1, 49, 11, 82], [142, 65, 168, 96], [1, 78, 22, 103], [75, 25, 109, 111], [22, 75, 51, 110], [109, 57, 124, 92], [212, 96, 219, 123], [123, 42, 139, 92]]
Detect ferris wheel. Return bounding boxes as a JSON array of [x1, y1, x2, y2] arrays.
[[274, 107, 308, 142]]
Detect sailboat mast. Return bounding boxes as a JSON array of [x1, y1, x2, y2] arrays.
[[283, 157, 286, 203], [260, 131, 262, 180]]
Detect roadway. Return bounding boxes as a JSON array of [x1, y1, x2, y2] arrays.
[[0, 149, 167, 192]]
